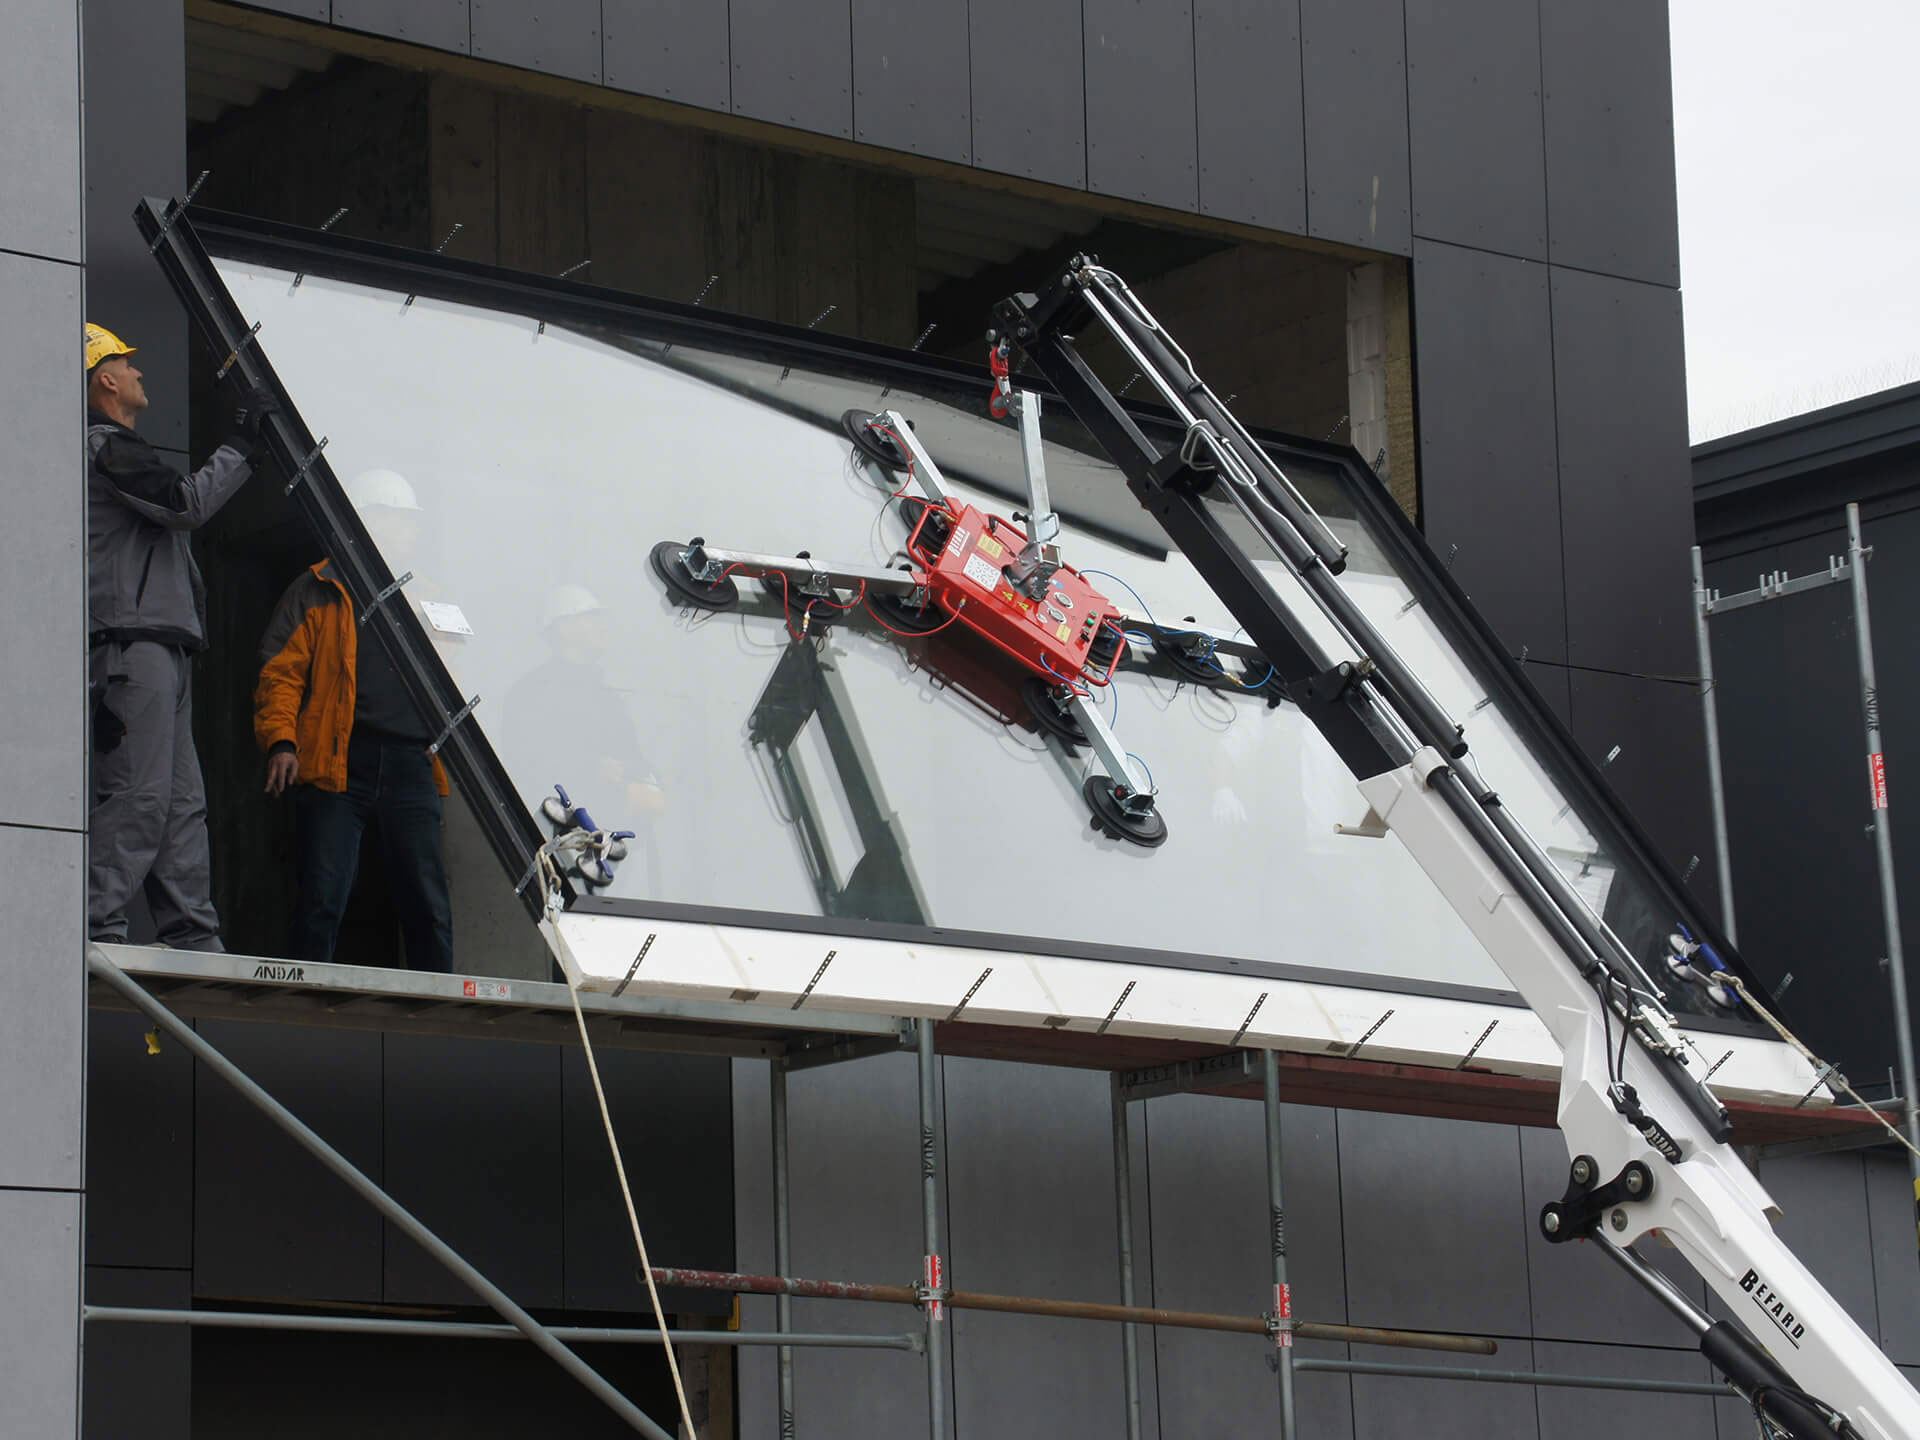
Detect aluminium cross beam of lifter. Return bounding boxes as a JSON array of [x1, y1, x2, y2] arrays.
[[992, 255, 1920, 1440]]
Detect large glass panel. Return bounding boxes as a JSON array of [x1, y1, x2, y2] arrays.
[[210, 255, 1720, 1011]]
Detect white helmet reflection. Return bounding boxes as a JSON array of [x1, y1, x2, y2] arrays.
[[543, 584, 606, 629], [346, 468, 423, 512]]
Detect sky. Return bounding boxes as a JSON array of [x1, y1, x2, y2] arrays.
[[1670, 0, 1920, 442]]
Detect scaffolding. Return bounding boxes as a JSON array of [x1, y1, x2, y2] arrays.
[[95, 941, 1866, 1437], [1693, 504, 1920, 1191]]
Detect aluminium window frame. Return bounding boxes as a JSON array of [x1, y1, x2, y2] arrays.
[[141, 199, 1775, 1031]]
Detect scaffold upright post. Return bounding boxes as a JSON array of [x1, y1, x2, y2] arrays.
[[772, 1058, 796, 1436], [1846, 505, 1920, 1203], [1262, 1050, 1298, 1440], [1691, 544, 1739, 943], [1111, 1073, 1144, 1440], [919, 1019, 948, 1440]]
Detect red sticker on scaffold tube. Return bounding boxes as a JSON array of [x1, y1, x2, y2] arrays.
[[925, 1254, 944, 1321], [1276, 1282, 1293, 1348], [1872, 752, 1889, 810]]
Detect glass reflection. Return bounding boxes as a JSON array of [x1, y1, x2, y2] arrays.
[[214, 258, 1710, 1007]]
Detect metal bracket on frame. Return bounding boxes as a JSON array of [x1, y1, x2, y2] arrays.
[[427, 695, 482, 757], [357, 571, 414, 626]]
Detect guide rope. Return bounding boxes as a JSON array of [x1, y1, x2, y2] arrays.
[[538, 843, 698, 1436]]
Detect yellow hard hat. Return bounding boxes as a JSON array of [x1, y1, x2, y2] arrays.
[[85, 323, 137, 374]]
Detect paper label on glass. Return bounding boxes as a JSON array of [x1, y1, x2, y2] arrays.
[[963, 551, 1000, 591], [419, 600, 473, 636]]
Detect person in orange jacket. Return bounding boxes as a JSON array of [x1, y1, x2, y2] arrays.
[[253, 470, 453, 971]]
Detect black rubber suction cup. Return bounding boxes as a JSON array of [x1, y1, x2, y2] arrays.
[[1022, 676, 1087, 747], [650, 539, 739, 611], [1162, 635, 1226, 685], [1086, 624, 1122, 669], [1083, 776, 1168, 848], [842, 409, 911, 471], [869, 583, 951, 635]]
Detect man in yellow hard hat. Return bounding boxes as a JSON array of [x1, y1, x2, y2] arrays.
[[86, 323, 277, 951]]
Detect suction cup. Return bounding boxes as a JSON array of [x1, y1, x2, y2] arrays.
[[578, 856, 616, 888], [870, 584, 952, 636], [842, 409, 911, 471], [651, 539, 739, 611], [540, 795, 575, 829], [1083, 776, 1169, 848], [1023, 675, 1087, 747], [1162, 635, 1226, 686]]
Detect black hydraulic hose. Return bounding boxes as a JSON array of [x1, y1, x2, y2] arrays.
[[1701, 1321, 1862, 1440]]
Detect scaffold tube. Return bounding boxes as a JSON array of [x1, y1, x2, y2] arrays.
[[646, 1267, 1497, 1355]]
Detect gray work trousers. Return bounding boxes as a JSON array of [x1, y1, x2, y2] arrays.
[[88, 638, 223, 949]]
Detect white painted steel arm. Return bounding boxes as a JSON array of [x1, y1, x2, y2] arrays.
[[1360, 751, 1920, 1440]]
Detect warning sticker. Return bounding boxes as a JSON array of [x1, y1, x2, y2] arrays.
[[976, 533, 1005, 560], [946, 525, 970, 557], [963, 551, 1000, 590], [1872, 752, 1890, 810], [1056, 622, 1073, 641], [462, 979, 511, 1000]]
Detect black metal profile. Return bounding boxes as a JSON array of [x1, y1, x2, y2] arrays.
[[135, 196, 554, 920], [147, 199, 1774, 1023]]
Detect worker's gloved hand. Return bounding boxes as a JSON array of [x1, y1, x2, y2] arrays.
[[231, 386, 280, 447]]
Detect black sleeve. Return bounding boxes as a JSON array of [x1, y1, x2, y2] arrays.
[[95, 431, 191, 515]]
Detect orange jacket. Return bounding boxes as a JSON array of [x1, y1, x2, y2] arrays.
[[253, 560, 450, 795]]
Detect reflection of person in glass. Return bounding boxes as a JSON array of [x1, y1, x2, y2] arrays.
[[253, 469, 454, 972], [502, 585, 665, 890]]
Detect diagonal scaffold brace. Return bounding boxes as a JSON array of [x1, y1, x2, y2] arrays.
[[84, 945, 679, 1440]]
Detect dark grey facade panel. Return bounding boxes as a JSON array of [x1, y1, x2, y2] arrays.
[[1403, 0, 1546, 260], [603, 0, 730, 111], [1758, 1154, 1881, 1336], [561, 1049, 735, 1313], [193, 1022, 385, 1303], [243, 0, 329, 16], [83, 0, 187, 454], [968, 0, 1087, 191], [944, 1062, 1127, 1434], [1083, 0, 1199, 212], [1348, 1338, 1541, 1439], [850, 0, 971, 164], [1412, 239, 1565, 663], [331, 0, 473, 53], [84, 1267, 192, 1440], [0, 258, 87, 832], [1145, 1096, 1354, 1437], [1300, 0, 1411, 254], [1531, 1341, 1719, 1439], [1538, 0, 1680, 287], [728, 0, 854, 140], [1337, 1111, 1533, 1336], [1516, 1127, 1708, 1346], [1550, 265, 1694, 673], [381, 1034, 565, 1308], [471, 0, 602, 84], [1866, 1154, 1920, 1363], [0, 0, 82, 263], [86, 1013, 194, 1269], [1194, 0, 1305, 231], [1564, 667, 1719, 935]]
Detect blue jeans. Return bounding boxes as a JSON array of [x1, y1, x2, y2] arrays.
[[291, 729, 453, 972]]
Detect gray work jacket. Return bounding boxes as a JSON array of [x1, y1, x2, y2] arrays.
[[86, 409, 252, 651]]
